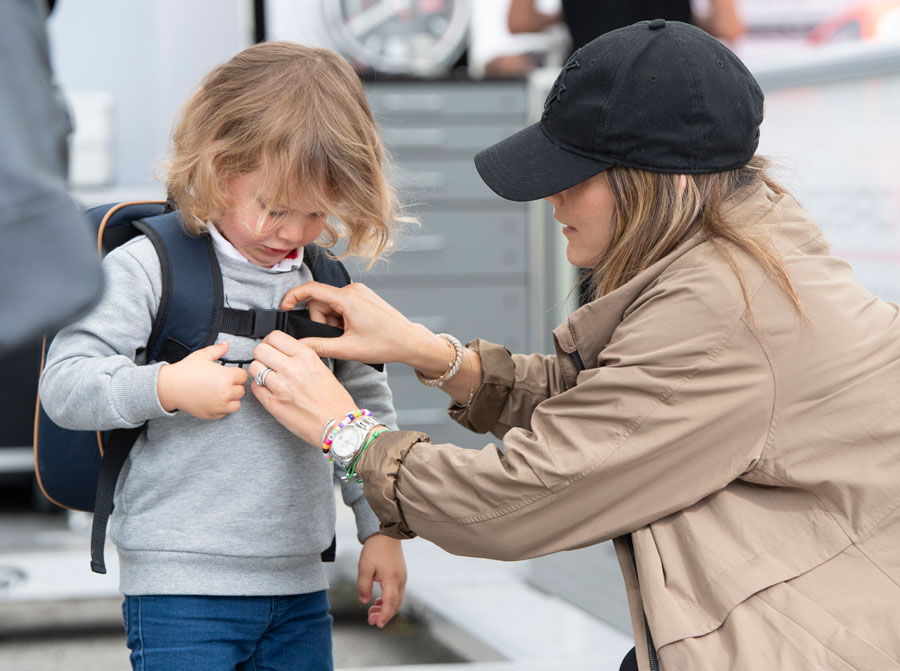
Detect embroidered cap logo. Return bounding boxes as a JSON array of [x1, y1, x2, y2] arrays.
[[542, 55, 582, 119]]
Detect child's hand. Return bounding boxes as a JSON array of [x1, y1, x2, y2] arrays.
[[357, 533, 406, 628], [157, 342, 247, 419]]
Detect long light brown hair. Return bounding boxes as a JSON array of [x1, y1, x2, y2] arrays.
[[165, 41, 407, 266], [585, 156, 804, 316]]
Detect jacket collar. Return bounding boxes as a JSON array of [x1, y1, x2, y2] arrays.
[[552, 183, 779, 385]]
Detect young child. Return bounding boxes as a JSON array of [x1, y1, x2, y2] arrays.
[[39, 42, 406, 671]]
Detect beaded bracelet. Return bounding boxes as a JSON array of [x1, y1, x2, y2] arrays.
[[415, 333, 463, 387], [319, 417, 336, 451], [344, 428, 391, 483], [322, 408, 371, 453]]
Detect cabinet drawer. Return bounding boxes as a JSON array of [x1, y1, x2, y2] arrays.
[[381, 123, 527, 155], [362, 285, 529, 354], [347, 209, 528, 279], [394, 159, 502, 202], [366, 83, 526, 118]]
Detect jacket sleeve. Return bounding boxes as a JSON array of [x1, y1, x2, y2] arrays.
[[38, 238, 173, 431], [356, 264, 775, 558], [448, 339, 568, 438], [332, 357, 399, 543]]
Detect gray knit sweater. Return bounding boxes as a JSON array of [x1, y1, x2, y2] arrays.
[[39, 234, 395, 596]]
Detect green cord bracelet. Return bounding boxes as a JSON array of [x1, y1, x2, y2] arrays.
[[345, 428, 390, 483]]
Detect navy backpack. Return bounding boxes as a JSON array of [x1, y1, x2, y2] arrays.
[[34, 201, 378, 573]]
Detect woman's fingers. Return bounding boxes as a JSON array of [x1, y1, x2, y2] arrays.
[[255, 330, 307, 362], [248, 348, 290, 384], [279, 281, 347, 311], [307, 298, 344, 329], [278, 280, 427, 367]]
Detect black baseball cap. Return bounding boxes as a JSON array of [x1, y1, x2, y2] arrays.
[[474, 20, 764, 202]]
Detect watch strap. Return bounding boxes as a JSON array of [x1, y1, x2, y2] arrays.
[[344, 428, 390, 483]]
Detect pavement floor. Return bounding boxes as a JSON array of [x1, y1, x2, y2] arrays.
[[0, 486, 633, 670]]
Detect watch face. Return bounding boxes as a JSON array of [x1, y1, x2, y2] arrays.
[[323, 0, 471, 77], [331, 424, 365, 460]]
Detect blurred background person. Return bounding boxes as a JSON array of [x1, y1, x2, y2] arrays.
[[509, 0, 746, 50], [0, 0, 102, 356], [469, 0, 570, 79]]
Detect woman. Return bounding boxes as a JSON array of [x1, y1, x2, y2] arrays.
[[249, 21, 900, 671]]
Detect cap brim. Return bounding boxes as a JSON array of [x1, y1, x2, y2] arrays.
[[474, 122, 613, 202]]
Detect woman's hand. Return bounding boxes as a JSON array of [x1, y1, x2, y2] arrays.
[[279, 281, 441, 372], [278, 281, 483, 405], [249, 331, 357, 445]]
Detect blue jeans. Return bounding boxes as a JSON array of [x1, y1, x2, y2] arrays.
[[122, 592, 333, 671]]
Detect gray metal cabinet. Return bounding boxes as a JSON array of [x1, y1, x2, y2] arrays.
[[352, 81, 530, 449]]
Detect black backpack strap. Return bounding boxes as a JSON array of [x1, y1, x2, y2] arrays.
[[220, 308, 344, 340], [218, 307, 383, 372], [304, 243, 352, 286], [90, 425, 143, 574], [89, 211, 220, 572], [133, 214, 222, 364], [321, 535, 336, 563], [216, 245, 383, 371]]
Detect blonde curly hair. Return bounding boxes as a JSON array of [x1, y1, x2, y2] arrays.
[[164, 41, 407, 266]]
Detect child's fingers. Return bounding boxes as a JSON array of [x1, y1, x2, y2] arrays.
[[229, 367, 249, 384], [367, 603, 383, 627], [357, 569, 374, 605], [374, 577, 402, 628], [198, 341, 229, 361]]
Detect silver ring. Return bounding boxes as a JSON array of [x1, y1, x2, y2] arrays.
[[254, 367, 274, 387]]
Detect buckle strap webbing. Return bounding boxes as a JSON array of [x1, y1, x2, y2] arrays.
[[219, 308, 383, 372], [220, 308, 344, 340], [90, 426, 143, 574]]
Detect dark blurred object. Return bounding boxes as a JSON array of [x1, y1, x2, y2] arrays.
[[509, 0, 745, 52], [0, 340, 42, 450], [807, 0, 900, 45], [0, 338, 46, 510], [557, 0, 691, 50], [0, 0, 103, 356], [510, 0, 690, 50]]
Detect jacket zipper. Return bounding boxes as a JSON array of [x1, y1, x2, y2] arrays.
[[571, 350, 660, 671], [627, 535, 660, 671]]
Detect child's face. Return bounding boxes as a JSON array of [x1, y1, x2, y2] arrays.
[[215, 168, 329, 268]]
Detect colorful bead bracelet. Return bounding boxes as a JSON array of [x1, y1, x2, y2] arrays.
[[322, 408, 371, 453]]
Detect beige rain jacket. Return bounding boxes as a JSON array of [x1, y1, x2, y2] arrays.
[[357, 183, 900, 670]]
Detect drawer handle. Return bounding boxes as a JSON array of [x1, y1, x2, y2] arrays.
[[381, 94, 444, 111], [402, 172, 446, 189], [398, 235, 447, 252], [383, 129, 446, 147]]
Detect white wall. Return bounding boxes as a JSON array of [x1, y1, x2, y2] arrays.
[[47, 0, 252, 190]]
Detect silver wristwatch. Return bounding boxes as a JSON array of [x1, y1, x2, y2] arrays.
[[329, 415, 382, 470]]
